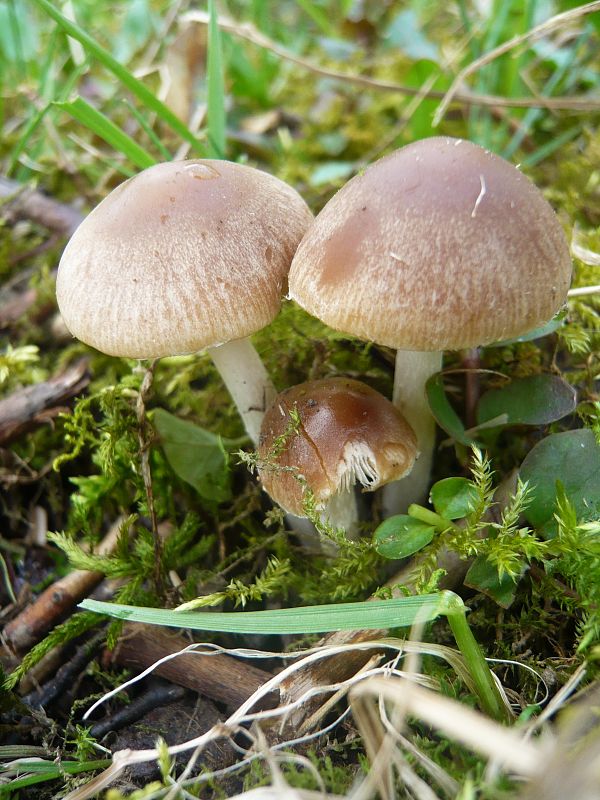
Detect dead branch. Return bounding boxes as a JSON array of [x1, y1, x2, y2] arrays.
[[3, 518, 123, 654], [109, 622, 278, 710], [0, 359, 89, 445]]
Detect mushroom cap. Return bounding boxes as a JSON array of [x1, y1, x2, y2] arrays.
[[257, 377, 418, 517], [288, 136, 572, 351], [56, 160, 313, 358]]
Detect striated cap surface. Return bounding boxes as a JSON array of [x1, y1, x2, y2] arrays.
[[289, 137, 571, 351], [57, 160, 313, 358], [258, 378, 417, 517]]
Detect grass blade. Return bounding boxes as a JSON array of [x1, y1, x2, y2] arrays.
[[123, 99, 173, 161], [55, 97, 156, 169], [80, 593, 450, 633], [207, 0, 226, 158], [0, 760, 110, 791], [294, 0, 336, 36], [80, 592, 509, 720], [30, 0, 204, 153]]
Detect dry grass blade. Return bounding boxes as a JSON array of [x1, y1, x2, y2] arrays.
[[66, 638, 447, 799], [182, 11, 599, 113], [434, 0, 600, 125], [350, 676, 543, 777]]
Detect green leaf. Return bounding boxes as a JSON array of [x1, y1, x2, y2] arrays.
[[519, 429, 600, 537], [80, 592, 453, 633], [309, 161, 356, 187], [30, 0, 204, 152], [488, 309, 567, 347], [430, 477, 479, 520], [425, 373, 477, 446], [464, 555, 522, 608], [477, 375, 576, 428], [54, 97, 156, 169], [374, 515, 435, 559], [152, 408, 230, 504]]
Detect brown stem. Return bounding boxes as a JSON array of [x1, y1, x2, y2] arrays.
[[0, 175, 84, 235], [462, 347, 481, 430]]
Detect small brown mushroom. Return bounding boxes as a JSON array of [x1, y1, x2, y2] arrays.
[[257, 378, 418, 524]]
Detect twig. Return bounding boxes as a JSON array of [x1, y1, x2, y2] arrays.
[[462, 351, 482, 430], [0, 175, 84, 235], [23, 632, 104, 708], [3, 518, 124, 654], [183, 10, 600, 113], [433, 1, 600, 125], [108, 623, 278, 710], [0, 360, 89, 445], [89, 683, 187, 739]]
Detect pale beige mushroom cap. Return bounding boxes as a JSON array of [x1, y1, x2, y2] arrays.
[[258, 378, 418, 517], [288, 137, 572, 351], [57, 160, 313, 358]]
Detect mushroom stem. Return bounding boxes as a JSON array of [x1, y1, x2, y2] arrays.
[[383, 349, 443, 515], [208, 336, 277, 447], [135, 360, 162, 591], [322, 488, 360, 539]]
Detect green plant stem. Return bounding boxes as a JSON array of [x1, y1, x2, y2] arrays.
[[443, 596, 511, 723], [408, 504, 456, 532]]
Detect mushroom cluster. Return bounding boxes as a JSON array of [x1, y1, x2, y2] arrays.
[[288, 136, 572, 512]]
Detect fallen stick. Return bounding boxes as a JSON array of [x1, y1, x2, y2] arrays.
[[0, 175, 83, 236], [0, 359, 89, 445], [108, 622, 278, 710], [3, 517, 122, 654]]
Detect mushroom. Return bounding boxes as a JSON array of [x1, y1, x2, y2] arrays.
[[257, 377, 418, 531], [56, 159, 313, 445], [288, 137, 572, 513]]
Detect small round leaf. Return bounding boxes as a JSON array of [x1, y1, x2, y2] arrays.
[[519, 428, 600, 537], [374, 515, 435, 559], [430, 477, 478, 520], [477, 375, 576, 428]]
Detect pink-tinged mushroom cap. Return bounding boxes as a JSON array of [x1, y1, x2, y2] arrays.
[[57, 159, 313, 358], [289, 136, 571, 351]]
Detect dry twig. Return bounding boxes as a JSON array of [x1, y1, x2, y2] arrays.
[[183, 10, 600, 114], [433, 1, 600, 124], [109, 623, 278, 710], [3, 517, 123, 653], [0, 359, 89, 445]]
